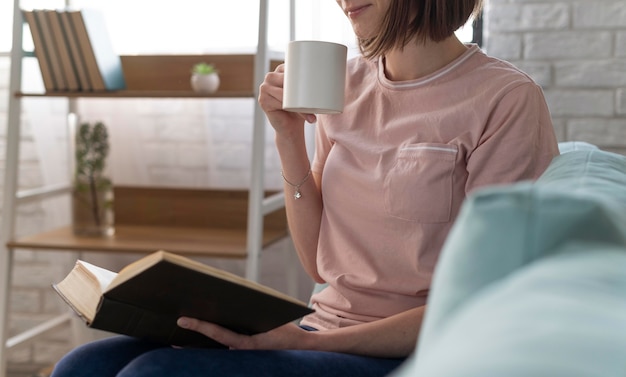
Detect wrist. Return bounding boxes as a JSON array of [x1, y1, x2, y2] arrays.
[[274, 128, 305, 150], [300, 328, 325, 351], [274, 133, 311, 175], [281, 167, 312, 200], [300, 328, 358, 354]]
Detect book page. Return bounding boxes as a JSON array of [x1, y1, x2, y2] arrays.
[[78, 260, 117, 291], [54, 260, 118, 322]]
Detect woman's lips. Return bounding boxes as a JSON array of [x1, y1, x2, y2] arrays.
[[347, 4, 370, 19]]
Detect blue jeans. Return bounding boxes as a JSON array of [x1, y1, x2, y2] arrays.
[[49, 336, 405, 377]]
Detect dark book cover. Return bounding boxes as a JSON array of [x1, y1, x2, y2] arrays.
[[91, 297, 224, 348], [57, 255, 313, 348]]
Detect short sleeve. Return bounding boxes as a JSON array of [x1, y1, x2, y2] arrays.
[[465, 83, 559, 193]]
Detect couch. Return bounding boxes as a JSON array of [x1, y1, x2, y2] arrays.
[[391, 142, 626, 377]]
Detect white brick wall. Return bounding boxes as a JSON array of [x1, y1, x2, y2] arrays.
[[1, 0, 626, 369], [485, 0, 626, 154], [618, 89, 626, 115]]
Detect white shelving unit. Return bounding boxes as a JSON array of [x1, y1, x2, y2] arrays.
[[0, 1, 295, 376]]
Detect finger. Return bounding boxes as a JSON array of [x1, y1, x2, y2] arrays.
[[302, 114, 317, 124], [177, 317, 244, 348], [291, 112, 316, 124], [259, 88, 285, 115], [260, 82, 284, 104], [263, 70, 284, 88]]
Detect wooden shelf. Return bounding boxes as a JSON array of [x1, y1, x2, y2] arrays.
[[7, 224, 287, 258], [16, 90, 255, 98], [7, 186, 288, 259], [17, 54, 283, 98]]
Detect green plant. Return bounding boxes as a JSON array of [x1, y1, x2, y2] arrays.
[[74, 121, 112, 226], [191, 62, 218, 75]]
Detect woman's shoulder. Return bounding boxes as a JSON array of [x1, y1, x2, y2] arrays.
[[466, 46, 538, 87]]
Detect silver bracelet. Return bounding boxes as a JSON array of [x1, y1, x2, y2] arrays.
[[281, 168, 312, 200]]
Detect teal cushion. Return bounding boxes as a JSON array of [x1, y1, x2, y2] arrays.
[[417, 148, 626, 350], [537, 147, 626, 206], [557, 140, 599, 153], [392, 146, 626, 376], [392, 243, 626, 377]]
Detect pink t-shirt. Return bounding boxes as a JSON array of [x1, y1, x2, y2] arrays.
[[300, 44, 559, 330]]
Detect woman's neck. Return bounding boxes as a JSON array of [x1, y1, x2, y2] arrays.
[[382, 36, 468, 82]]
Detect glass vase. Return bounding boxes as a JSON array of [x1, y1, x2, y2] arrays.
[[72, 177, 115, 237]]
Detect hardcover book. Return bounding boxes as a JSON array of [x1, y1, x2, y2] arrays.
[[33, 9, 67, 90], [22, 10, 56, 91], [58, 9, 92, 90], [53, 250, 313, 348], [67, 8, 126, 91], [45, 10, 80, 91]]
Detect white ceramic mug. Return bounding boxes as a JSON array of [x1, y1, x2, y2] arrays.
[[283, 40, 348, 114]]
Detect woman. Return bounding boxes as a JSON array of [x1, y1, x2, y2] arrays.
[[51, 0, 558, 376]]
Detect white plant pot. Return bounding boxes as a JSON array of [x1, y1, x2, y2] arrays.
[[191, 73, 220, 94]]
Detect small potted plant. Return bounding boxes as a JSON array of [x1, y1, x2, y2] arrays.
[[190, 62, 220, 94], [72, 121, 114, 237]]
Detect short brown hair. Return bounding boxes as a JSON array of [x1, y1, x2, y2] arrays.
[[359, 0, 483, 58]]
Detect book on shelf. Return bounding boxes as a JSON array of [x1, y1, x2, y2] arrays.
[[53, 250, 314, 348], [67, 8, 126, 91], [22, 10, 56, 91], [33, 9, 68, 91], [45, 9, 80, 91], [57, 9, 92, 91]]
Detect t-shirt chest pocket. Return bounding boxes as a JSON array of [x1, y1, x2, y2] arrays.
[[384, 143, 458, 223]]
